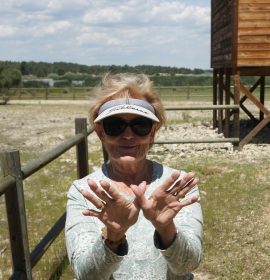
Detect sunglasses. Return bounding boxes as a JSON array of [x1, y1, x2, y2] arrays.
[[102, 116, 153, 137]]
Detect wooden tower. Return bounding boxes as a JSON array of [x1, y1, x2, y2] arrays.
[[211, 0, 270, 149]]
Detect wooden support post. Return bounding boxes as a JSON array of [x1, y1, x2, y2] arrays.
[[224, 70, 231, 137], [213, 69, 218, 129], [260, 76, 265, 121], [218, 69, 224, 134], [75, 118, 89, 179], [233, 72, 240, 149], [0, 150, 32, 280]]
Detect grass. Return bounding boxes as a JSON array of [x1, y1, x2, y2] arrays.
[[1, 103, 270, 279], [158, 155, 270, 280]]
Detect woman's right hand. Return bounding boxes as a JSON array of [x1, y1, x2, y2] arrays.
[[81, 179, 141, 241]]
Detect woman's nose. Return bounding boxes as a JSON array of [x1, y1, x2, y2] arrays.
[[121, 125, 135, 138]]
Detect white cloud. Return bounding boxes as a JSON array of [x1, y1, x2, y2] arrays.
[[0, 0, 211, 68], [30, 20, 71, 37], [0, 25, 17, 37], [76, 29, 122, 46]]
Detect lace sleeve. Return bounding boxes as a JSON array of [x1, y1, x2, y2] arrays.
[[154, 186, 203, 276], [65, 182, 126, 280]]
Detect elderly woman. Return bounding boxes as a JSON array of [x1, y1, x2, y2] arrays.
[[65, 73, 203, 280]]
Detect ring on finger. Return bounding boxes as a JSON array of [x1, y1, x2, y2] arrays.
[[97, 202, 106, 211]]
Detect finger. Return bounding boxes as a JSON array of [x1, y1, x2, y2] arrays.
[[172, 172, 196, 193], [99, 180, 122, 200], [130, 181, 148, 207], [82, 208, 101, 218], [87, 179, 111, 203], [176, 194, 199, 211], [175, 179, 198, 200], [82, 189, 105, 209], [180, 173, 196, 190], [162, 171, 181, 192]]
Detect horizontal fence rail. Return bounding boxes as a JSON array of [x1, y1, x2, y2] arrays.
[[0, 119, 93, 280], [0, 127, 93, 196], [154, 138, 239, 144], [165, 104, 239, 110]]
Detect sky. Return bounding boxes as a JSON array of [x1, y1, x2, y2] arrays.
[[0, 0, 211, 69]]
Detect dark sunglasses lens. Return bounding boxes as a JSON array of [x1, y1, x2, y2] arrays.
[[102, 118, 126, 136], [131, 118, 153, 136]]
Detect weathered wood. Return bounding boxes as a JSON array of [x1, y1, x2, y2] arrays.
[[218, 70, 224, 134], [239, 115, 270, 148], [75, 118, 89, 179], [165, 105, 239, 110], [233, 73, 240, 148], [224, 71, 231, 137], [212, 0, 270, 68], [154, 138, 239, 144], [0, 127, 93, 196], [240, 84, 270, 116], [260, 76, 265, 120], [211, 0, 235, 68], [213, 69, 218, 129], [30, 213, 66, 268], [1, 151, 32, 279]]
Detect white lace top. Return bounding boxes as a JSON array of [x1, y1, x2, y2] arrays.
[[65, 161, 203, 280]]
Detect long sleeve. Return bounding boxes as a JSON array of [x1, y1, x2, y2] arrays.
[[154, 186, 203, 277], [65, 181, 125, 280], [65, 163, 203, 280]]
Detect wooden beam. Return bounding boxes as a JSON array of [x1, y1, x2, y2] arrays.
[[1, 151, 32, 279], [224, 71, 231, 137], [218, 69, 224, 133], [239, 115, 270, 148], [240, 84, 270, 116], [213, 69, 218, 129], [260, 76, 265, 121], [233, 72, 240, 148]]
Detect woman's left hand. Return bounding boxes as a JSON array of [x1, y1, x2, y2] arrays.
[[130, 171, 199, 229]]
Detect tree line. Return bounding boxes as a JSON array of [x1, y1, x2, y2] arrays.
[[1, 60, 269, 89], [0, 60, 214, 88], [3, 60, 210, 77]]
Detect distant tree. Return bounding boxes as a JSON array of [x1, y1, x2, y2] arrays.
[[20, 61, 30, 75], [0, 66, 22, 89]]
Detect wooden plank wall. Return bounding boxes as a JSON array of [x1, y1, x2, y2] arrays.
[[237, 0, 270, 66], [211, 0, 234, 68]]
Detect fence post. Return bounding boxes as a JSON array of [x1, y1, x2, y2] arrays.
[[44, 87, 49, 100], [75, 118, 89, 179], [0, 150, 32, 280]]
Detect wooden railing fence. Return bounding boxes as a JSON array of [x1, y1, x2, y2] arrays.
[[0, 118, 93, 280], [0, 104, 240, 279], [1, 86, 214, 101]]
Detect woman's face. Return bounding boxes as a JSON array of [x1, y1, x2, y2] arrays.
[[95, 114, 157, 164]]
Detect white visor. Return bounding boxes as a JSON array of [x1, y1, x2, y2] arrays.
[[94, 98, 160, 123]]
